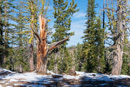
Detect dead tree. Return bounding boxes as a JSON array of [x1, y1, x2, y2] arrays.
[[32, 15, 71, 73]]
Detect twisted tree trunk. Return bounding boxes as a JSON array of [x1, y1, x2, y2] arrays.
[[32, 15, 70, 73], [111, 0, 126, 75], [36, 15, 48, 73]]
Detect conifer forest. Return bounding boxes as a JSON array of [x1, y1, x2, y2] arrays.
[[0, 0, 130, 77]]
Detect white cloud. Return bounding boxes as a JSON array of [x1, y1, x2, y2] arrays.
[[73, 12, 86, 18], [71, 20, 86, 30], [67, 20, 86, 47]]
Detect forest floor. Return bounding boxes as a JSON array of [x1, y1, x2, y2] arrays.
[[0, 68, 130, 87]]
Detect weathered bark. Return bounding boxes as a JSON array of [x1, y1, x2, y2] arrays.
[[54, 52, 58, 74], [29, 42, 34, 71], [3, 0, 8, 65], [111, 0, 126, 75], [33, 15, 71, 73], [36, 15, 47, 73], [29, 7, 35, 71], [29, 31, 34, 71], [19, 64, 23, 73]]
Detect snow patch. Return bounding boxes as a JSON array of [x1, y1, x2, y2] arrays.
[[109, 75, 130, 79], [63, 75, 80, 80], [9, 79, 18, 82], [0, 67, 15, 74], [0, 68, 130, 87], [47, 70, 55, 75]]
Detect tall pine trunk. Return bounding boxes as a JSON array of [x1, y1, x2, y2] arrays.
[[4, 0, 7, 65], [29, 14, 35, 71], [29, 37, 34, 71], [54, 52, 58, 74]]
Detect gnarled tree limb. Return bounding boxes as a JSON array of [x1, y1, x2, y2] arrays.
[[48, 36, 71, 51]]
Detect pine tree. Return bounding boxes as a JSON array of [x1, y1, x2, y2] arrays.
[[2, 0, 30, 71], [10, 7, 30, 72], [82, 0, 105, 73], [82, 0, 97, 72], [95, 17, 105, 73], [74, 43, 83, 71], [52, 0, 78, 45], [121, 31, 129, 75], [0, 0, 4, 66], [0, 0, 15, 67], [50, 0, 78, 73]]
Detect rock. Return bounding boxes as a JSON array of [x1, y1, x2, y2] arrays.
[[92, 74, 96, 76], [52, 74, 63, 78]]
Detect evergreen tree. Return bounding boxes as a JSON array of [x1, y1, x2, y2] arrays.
[[50, 0, 78, 73], [52, 0, 78, 45], [82, 0, 97, 72], [121, 31, 129, 75], [95, 17, 105, 73], [82, 0, 105, 73], [74, 43, 83, 71], [8, 7, 30, 72], [0, 0, 15, 67], [0, 0, 4, 66]]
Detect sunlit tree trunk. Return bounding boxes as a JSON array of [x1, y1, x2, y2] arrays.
[[29, 0, 35, 71], [36, 15, 48, 73], [111, 0, 126, 75]]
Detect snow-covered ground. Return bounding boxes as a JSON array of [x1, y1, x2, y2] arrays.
[[0, 68, 130, 87]]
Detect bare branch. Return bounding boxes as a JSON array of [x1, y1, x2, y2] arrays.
[[123, 52, 129, 55], [125, 27, 130, 29], [31, 25, 41, 43], [48, 36, 71, 51], [106, 33, 120, 37], [105, 8, 116, 12]]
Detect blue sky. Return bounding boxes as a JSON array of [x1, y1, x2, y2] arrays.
[[47, 0, 105, 47], [13, 0, 129, 47]]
